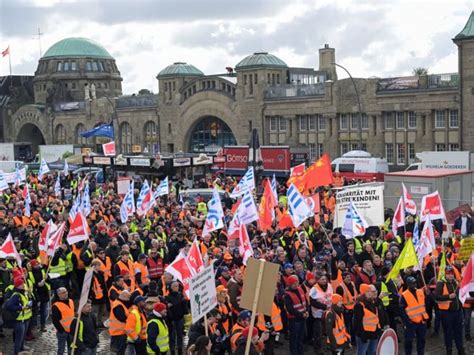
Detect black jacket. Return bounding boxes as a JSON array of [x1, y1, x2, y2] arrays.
[[146, 314, 168, 353], [165, 291, 188, 321], [69, 312, 99, 351]]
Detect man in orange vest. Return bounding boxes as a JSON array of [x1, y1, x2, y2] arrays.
[[335, 271, 357, 344], [134, 253, 150, 293], [51, 287, 75, 355], [114, 250, 136, 291], [256, 294, 283, 355], [90, 259, 108, 328], [434, 265, 465, 355], [110, 290, 131, 355], [125, 295, 147, 354], [400, 276, 428, 355], [325, 294, 350, 354], [283, 275, 308, 355]]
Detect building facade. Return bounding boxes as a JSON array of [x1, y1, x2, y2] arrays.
[[1, 12, 474, 168]]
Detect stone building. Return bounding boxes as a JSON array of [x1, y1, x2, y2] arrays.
[[1, 12, 473, 169]]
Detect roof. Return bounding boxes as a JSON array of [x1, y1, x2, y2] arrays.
[[385, 169, 472, 178], [43, 37, 113, 59], [454, 11, 474, 41], [157, 62, 204, 78], [235, 52, 287, 70]]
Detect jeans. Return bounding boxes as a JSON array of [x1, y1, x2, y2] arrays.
[[404, 322, 426, 355], [111, 335, 127, 355], [440, 310, 464, 351], [57, 331, 71, 355], [343, 311, 354, 343], [13, 320, 28, 355], [169, 318, 184, 351], [312, 317, 323, 350], [464, 307, 472, 337], [288, 318, 305, 355], [82, 348, 97, 355], [356, 336, 378, 355]]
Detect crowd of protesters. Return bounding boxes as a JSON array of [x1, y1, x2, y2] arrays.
[[0, 168, 473, 355]]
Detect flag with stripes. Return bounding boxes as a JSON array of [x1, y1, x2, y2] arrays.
[[120, 181, 135, 223], [38, 158, 50, 181], [202, 188, 225, 237], [271, 174, 278, 202], [342, 201, 369, 238], [287, 183, 312, 228], [81, 182, 91, 217], [230, 167, 255, 198], [154, 176, 169, 198]]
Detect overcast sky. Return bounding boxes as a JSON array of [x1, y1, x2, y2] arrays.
[[0, 0, 472, 95]]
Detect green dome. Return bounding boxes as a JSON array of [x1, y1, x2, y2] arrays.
[[157, 62, 204, 78], [43, 37, 113, 59], [236, 52, 287, 70]]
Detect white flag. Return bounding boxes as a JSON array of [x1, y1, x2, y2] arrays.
[[202, 189, 225, 237], [342, 201, 370, 239], [287, 183, 312, 228], [416, 214, 435, 265], [230, 167, 255, 198], [235, 188, 259, 225], [402, 183, 417, 215], [120, 182, 135, 223], [38, 158, 50, 181], [154, 176, 169, 198], [392, 196, 406, 236]]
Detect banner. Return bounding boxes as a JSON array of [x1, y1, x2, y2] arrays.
[[189, 264, 217, 324], [334, 185, 384, 228]]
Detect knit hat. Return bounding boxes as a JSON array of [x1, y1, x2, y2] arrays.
[[384, 232, 394, 241], [332, 294, 343, 305], [359, 283, 370, 295], [305, 271, 315, 282], [30, 259, 39, 268], [14, 277, 24, 288], [238, 310, 251, 320], [153, 302, 167, 315], [454, 229, 461, 235], [134, 296, 145, 305], [286, 275, 299, 286], [242, 326, 258, 338]]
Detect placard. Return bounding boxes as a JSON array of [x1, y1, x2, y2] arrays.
[[240, 258, 280, 316], [189, 264, 217, 323], [334, 185, 384, 228], [117, 177, 131, 196], [458, 239, 474, 261], [173, 157, 191, 167], [130, 158, 151, 167]]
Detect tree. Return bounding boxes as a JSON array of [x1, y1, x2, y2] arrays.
[[413, 67, 428, 76]]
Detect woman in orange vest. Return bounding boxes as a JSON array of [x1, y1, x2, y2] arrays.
[[352, 284, 384, 355], [325, 294, 350, 354], [400, 277, 428, 355]]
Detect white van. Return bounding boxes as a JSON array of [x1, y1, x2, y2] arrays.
[[331, 151, 388, 182]]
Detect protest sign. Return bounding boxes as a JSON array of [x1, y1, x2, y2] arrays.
[[189, 264, 217, 323], [334, 184, 384, 228], [458, 239, 474, 261]]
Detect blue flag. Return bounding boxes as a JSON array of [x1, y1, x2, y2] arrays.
[[79, 123, 114, 139]]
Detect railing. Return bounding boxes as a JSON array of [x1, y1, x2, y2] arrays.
[[377, 73, 458, 92], [115, 95, 158, 109], [264, 83, 325, 99]]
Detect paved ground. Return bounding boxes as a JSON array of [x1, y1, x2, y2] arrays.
[[0, 318, 473, 354]]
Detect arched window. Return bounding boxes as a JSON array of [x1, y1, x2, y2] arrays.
[[144, 121, 158, 153], [189, 116, 236, 153], [120, 122, 132, 153], [55, 124, 66, 144], [75, 124, 88, 145]]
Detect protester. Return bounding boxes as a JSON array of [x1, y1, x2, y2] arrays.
[[69, 300, 99, 355]]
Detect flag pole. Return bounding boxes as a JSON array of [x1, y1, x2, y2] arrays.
[[8, 45, 12, 88]]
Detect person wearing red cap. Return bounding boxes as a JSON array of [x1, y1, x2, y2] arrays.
[[27, 259, 50, 333], [3, 274, 33, 355], [283, 274, 308, 355], [146, 302, 170, 354], [434, 265, 465, 355], [324, 294, 350, 354], [233, 325, 268, 355]]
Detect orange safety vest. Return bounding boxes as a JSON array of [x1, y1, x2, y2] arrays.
[[230, 323, 245, 352], [361, 303, 380, 332], [98, 256, 112, 283], [327, 310, 350, 345], [340, 282, 357, 311], [134, 262, 150, 285], [108, 284, 123, 301], [93, 275, 104, 300], [72, 245, 85, 270], [331, 269, 343, 291], [117, 259, 136, 290], [285, 287, 307, 319], [109, 300, 130, 336], [218, 302, 232, 333], [125, 305, 147, 341], [161, 275, 169, 297], [437, 282, 456, 311], [53, 299, 75, 333], [402, 289, 428, 323], [294, 240, 314, 254], [256, 302, 283, 332]]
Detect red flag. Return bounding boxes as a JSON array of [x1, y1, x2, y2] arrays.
[[165, 253, 193, 297], [228, 212, 241, 240], [305, 194, 320, 214], [2, 46, 9, 57], [186, 240, 204, 274], [392, 196, 405, 235], [459, 253, 474, 305], [287, 163, 306, 187], [300, 154, 334, 191], [238, 223, 253, 265], [258, 178, 276, 231], [0, 233, 22, 266], [39, 220, 57, 252], [102, 141, 116, 156], [67, 211, 89, 245], [48, 222, 66, 257], [420, 191, 446, 222], [278, 211, 294, 229]]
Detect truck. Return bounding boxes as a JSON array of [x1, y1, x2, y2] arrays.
[[331, 150, 389, 182], [0, 142, 32, 161], [406, 151, 473, 171]]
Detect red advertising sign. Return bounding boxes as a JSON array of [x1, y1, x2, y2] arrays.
[[223, 146, 290, 173]]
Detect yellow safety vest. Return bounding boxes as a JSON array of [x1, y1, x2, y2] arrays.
[[50, 258, 67, 276], [14, 292, 33, 321], [147, 318, 170, 353], [380, 282, 390, 307]]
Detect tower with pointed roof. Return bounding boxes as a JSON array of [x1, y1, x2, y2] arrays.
[[453, 11, 474, 152]]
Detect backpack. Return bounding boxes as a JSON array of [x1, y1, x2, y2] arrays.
[[1, 290, 20, 327]]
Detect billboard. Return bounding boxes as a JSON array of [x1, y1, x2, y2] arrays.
[[222, 146, 290, 175]]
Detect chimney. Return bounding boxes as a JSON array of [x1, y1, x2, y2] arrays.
[[319, 44, 337, 81]]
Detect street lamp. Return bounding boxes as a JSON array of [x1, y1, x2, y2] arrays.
[[331, 62, 364, 150]]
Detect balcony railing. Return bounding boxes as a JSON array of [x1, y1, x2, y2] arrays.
[[377, 73, 458, 92], [264, 83, 325, 99]]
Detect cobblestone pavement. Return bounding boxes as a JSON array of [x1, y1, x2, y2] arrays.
[[0, 318, 472, 354]]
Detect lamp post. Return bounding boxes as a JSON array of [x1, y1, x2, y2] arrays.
[[331, 62, 364, 149]]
